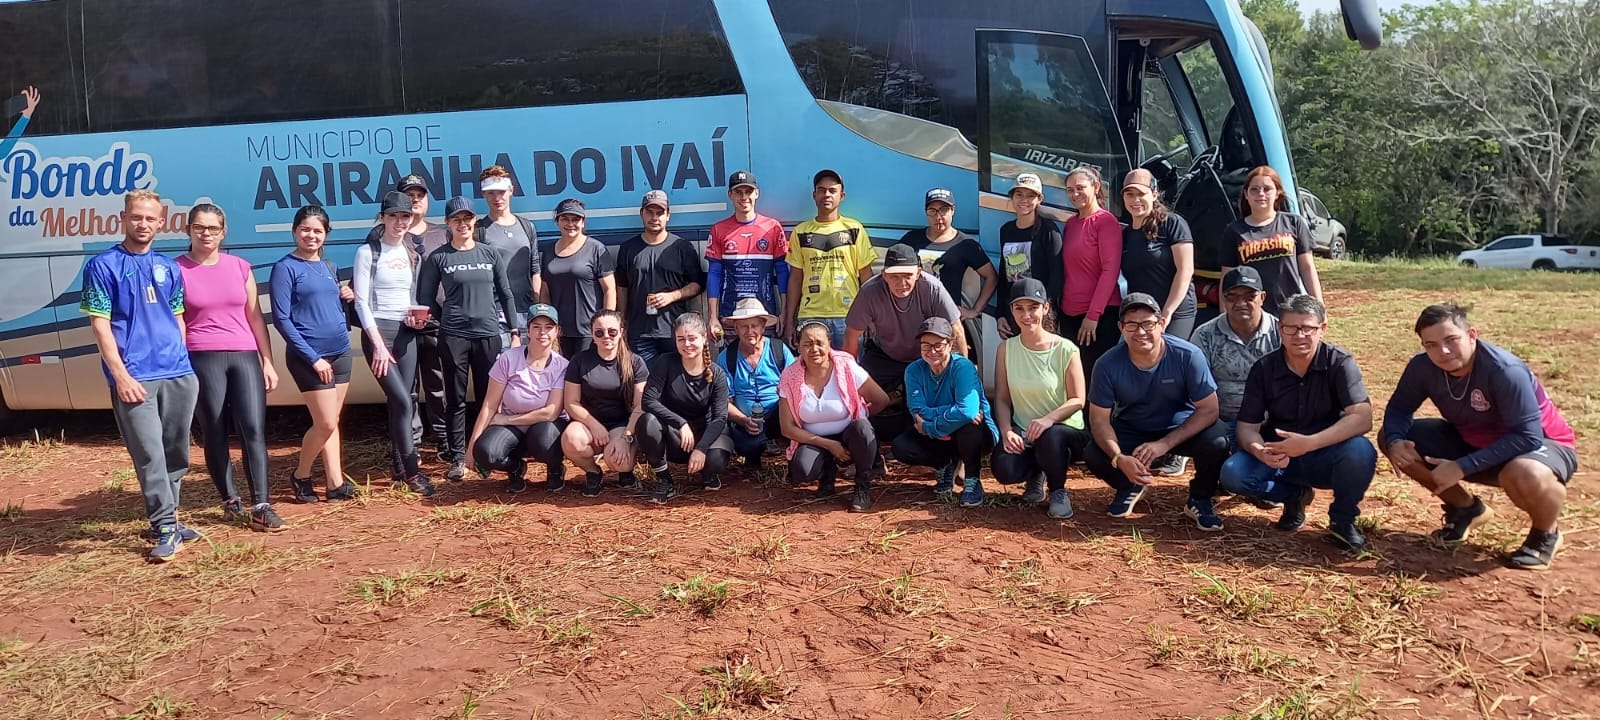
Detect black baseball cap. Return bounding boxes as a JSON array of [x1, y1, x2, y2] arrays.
[[380, 191, 412, 216], [443, 196, 475, 218], [554, 197, 586, 219], [397, 174, 428, 193], [918, 316, 955, 340], [925, 187, 954, 207], [812, 168, 843, 187], [1119, 292, 1163, 319], [727, 170, 758, 191], [883, 243, 920, 274], [1009, 278, 1048, 306], [1222, 266, 1265, 293]]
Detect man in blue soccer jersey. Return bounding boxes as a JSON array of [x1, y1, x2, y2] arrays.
[[82, 190, 201, 563]]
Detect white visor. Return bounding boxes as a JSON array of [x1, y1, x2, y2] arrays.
[[480, 177, 513, 192]]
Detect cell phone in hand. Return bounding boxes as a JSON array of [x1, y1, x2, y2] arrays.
[[3, 94, 26, 118]]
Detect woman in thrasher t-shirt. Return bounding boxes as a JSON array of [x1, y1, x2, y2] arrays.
[[1219, 166, 1323, 317]]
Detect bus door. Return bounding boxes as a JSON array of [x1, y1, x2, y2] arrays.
[[973, 29, 1131, 378]]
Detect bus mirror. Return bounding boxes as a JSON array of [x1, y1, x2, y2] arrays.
[[1341, 0, 1384, 50]]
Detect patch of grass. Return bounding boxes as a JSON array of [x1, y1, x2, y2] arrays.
[[870, 528, 908, 553], [117, 693, 194, 719], [863, 569, 943, 617], [601, 592, 653, 619], [737, 532, 790, 562], [1329, 258, 1600, 293], [429, 504, 514, 528], [468, 593, 551, 631], [1143, 625, 1297, 682], [988, 558, 1105, 614], [1571, 614, 1600, 636], [0, 430, 64, 473], [1124, 528, 1154, 566], [1221, 675, 1374, 719], [103, 467, 136, 494], [1190, 570, 1281, 622], [0, 500, 23, 521], [353, 568, 461, 608], [446, 692, 482, 720], [662, 573, 733, 617], [648, 657, 790, 718], [545, 617, 596, 650]]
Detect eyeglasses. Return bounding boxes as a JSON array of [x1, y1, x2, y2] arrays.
[[1281, 324, 1323, 337], [1121, 320, 1161, 333], [925, 206, 953, 217], [448, 215, 475, 224], [593, 328, 620, 338], [190, 225, 224, 236], [918, 340, 950, 352]]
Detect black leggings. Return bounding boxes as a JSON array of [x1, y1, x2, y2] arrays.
[[992, 424, 1091, 491], [360, 320, 421, 477], [441, 333, 502, 457], [1058, 309, 1121, 382], [189, 350, 270, 504], [789, 418, 877, 488], [472, 420, 567, 474], [891, 422, 994, 481], [637, 413, 733, 478], [414, 329, 448, 450]]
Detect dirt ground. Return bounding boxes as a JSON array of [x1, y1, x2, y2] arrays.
[[1, 279, 1598, 719]]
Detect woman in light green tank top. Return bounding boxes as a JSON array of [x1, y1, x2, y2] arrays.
[[991, 278, 1092, 519]]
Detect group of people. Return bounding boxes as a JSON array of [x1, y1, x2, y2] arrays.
[[84, 164, 1577, 572]]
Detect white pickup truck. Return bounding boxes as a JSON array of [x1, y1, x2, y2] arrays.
[[1456, 234, 1600, 271]]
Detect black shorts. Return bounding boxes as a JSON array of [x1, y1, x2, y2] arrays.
[[286, 350, 353, 392], [1406, 418, 1577, 486]]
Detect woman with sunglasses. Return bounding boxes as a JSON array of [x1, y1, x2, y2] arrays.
[[178, 203, 285, 530], [561, 310, 648, 497], [638, 313, 735, 503], [416, 196, 522, 482]]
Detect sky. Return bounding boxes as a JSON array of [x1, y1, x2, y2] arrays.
[[1297, 0, 1412, 16]]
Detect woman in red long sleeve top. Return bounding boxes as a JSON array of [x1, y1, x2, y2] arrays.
[[1060, 167, 1123, 379]]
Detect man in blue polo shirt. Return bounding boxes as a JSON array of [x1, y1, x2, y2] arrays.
[[718, 299, 794, 468], [1084, 293, 1232, 529], [1219, 294, 1377, 552], [82, 190, 201, 562]]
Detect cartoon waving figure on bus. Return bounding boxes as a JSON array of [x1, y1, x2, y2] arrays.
[[0, 86, 41, 159]]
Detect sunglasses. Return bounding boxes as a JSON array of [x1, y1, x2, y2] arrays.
[[593, 328, 620, 338]]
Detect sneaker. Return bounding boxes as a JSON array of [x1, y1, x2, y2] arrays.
[[290, 476, 319, 504], [149, 526, 184, 563], [506, 461, 528, 494], [581, 472, 603, 498], [175, 524, 202, 542], [1184, 497, 1225, 532], [325, 482, 357, 502], [249, 504, 287, 533], [703, 475, 722, 491], [1153, 454, 1189, 476], [1250, 497, 1284, 510], [933, 463, 956, 494], [651, 475, 675, 504], [1021, 476, 1047, 505], [446, 460, 467, 482], [1046, 488, 1074, 519], [1431, 497, 1493, 544], [545, 463, 566, 492], [850, 487, 873, 512], [815, 477, 837, 499], [1106, 486, 1147, 518], [959, 477, 984, 508], [222, 498, 247, 522], [1327, 521, 1368, 553], [1275, 486, 1315, 531], [397, 474, 436, 497], [1506, 529, 1562, 570], [615, 472, 638, 489]]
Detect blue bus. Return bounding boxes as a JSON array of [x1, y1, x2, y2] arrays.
[[0, 0, 1379, 412]]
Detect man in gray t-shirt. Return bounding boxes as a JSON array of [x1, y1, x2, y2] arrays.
[[845, 244, 963, 438]]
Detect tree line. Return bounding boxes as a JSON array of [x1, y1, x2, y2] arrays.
[[1246, 0, 1600, 255]]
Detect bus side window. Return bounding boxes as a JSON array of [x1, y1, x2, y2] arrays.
[[0, 0, 87, 136]]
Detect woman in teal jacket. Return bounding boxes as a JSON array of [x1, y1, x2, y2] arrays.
[[891, 316, 999, 508]]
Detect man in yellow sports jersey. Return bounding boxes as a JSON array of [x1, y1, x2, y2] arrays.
[[784, 169, 875, 349]]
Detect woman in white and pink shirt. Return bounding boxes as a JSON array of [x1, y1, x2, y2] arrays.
[[177, 203, 284, 532]]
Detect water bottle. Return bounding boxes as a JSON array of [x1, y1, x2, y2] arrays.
[[749, 401, 765, 431]]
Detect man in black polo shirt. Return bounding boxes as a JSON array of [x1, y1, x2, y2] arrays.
[[1218, 294, 1377, 551]]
